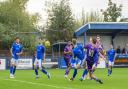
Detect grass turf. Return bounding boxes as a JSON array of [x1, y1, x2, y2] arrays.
[[0, 68, 128, 89]]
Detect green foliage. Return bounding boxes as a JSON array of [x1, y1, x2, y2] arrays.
[[85, 11, 103, 23], [101, 0, 122, 22], [75, 10, 103, 29], [0, 0, 39, 52], [46, 0, 75, 43]]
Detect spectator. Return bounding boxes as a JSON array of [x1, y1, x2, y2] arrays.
[[122, 47, 127, 54], [126, 43, 128, 54], [116, 46, 121, 54]]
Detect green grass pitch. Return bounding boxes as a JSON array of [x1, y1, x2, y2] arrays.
[[0, 68, 128, 89]]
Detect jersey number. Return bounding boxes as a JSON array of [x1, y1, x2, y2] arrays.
[[89, 49, 94, 57]]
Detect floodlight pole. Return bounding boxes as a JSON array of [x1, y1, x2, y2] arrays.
[[84, 32, 86, 46]]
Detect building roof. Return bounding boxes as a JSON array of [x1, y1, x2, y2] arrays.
[[74, 22, 128, 37], [52, 42, 67, 46]]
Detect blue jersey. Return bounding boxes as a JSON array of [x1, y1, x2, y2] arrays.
[[85, 44, 99, 63], [11, 42, 23, 60], [73, 43, 85, 60], [107, 49, 116, 62], [36, 44, 45, 60]]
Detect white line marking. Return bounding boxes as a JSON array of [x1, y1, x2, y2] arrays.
[[4, 79, 74, 89]]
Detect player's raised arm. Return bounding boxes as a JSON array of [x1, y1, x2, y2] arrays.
[[99, 51, 106, 60]]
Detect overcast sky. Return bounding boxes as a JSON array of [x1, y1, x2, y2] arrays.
[[26, 0, 128, 25], [1, 0, 128, 25]]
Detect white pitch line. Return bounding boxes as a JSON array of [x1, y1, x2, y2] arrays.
[[4, 79, 74, 89]]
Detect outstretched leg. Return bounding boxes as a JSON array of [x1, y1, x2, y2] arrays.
[[34, 66, 39, 78], [41, 66, 51, 79], [80, 69, 88, 81], [70, 64, 80, 81], [89, 70, 103, 84]]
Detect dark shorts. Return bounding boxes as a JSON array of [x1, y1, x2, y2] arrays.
[[86, 60, 94, 72], [64, 57, 71, 67]]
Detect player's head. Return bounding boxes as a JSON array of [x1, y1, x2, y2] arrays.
[[38, 37, 42, 44], [96, 35, 101, 42], [72, 38, 77, 45], [67, 41, 72, 45], [15, 37, 20, 44], [67, 41, 73, 48], [92, 38, 97, 46]]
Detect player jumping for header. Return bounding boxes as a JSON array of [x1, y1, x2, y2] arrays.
[[83, 38, 103, 84], [70, 39, 85, 81], [34, 38, 51, 79]]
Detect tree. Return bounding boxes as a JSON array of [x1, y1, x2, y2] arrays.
[[0, 0, 39, 53], [101, 0, 122, 22], [75, 10, 103, 30], [45, 0, 75, 43], [85, 11, 103, 23]]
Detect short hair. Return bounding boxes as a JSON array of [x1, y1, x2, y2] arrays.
[[92, 38, 97, 44], [67, 41, 72, 45], [39, 37, 42, 40], [72, 38, 77, 45], [96, 35, 101, 38], [15, 37, 20, 40]]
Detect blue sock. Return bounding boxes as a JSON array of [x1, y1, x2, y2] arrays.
[[110, 69, 112, 75], [13, 66, 16, 75], [35, 69, 38, 75], [10, 66, 13, 74], [73, 68, 77, 78], [41, 69, 48, 75], [82, 69, 88, 78]]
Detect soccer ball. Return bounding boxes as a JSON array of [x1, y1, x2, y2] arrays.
[[45, 40, 50, 47]]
